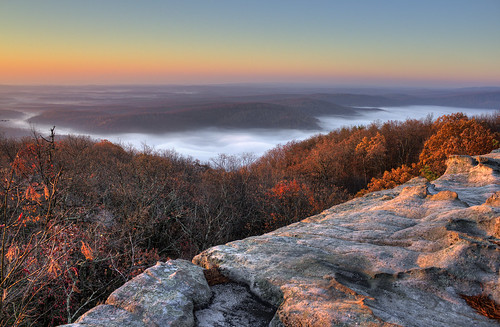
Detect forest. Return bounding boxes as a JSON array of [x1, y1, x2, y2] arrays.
[[0, 112, 498, 326]]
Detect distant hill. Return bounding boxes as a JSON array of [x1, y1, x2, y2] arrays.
[[306, 91, 500, 109], [0, 109, 25, 120], [28, 102, 321, 134], [412, 91, 500, 109], [269, 97, 363, 116], [2, 85, 496, 135]]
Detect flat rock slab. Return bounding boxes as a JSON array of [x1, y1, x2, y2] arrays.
[[193, 152, 500, 326]]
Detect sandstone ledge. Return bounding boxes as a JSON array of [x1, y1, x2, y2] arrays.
[[193, 151, 500, 326]]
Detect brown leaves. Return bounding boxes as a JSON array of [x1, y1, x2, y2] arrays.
[[47, 258, 61, 278], [5, 245, 18, 262]]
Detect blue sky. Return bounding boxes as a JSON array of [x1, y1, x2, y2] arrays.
[[1, 0, 499, 86]]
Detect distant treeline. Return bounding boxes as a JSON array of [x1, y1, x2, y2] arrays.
[[0, 112, 498, 326]]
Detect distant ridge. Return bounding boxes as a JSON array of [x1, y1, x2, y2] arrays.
[[1, 85, 498, 136]]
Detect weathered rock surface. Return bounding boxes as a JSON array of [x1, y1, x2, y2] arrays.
[[193, 151, 500, 326], [60, 259, 211, 327]]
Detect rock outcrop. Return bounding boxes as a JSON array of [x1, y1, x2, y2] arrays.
[[194, 151, 499, 326], [60, 151, 499, 326]]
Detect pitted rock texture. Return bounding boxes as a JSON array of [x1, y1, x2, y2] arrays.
[[193, 151, 500, 326], [59, 259, 211, 327]]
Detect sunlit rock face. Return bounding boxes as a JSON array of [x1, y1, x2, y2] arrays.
[[60, 260, 212, 327], [193, 151, 500, 326]]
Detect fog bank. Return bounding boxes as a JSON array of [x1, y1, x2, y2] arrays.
[[35, 106, 497, 162], [1, 104, 497, 163]]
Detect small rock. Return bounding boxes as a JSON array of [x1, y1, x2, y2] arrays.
[[429, 190, 459, 201]]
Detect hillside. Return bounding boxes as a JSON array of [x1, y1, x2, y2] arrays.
[[27, 102, 322, 134], [61, 151, 500, 326]]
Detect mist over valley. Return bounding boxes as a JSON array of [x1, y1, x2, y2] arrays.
[[1, 85, 498, 162]]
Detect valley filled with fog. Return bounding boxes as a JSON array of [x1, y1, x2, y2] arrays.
[[0, 85, 498, 162], [44, 105, 498, 162]]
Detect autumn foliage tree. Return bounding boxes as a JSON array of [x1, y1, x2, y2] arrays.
[[359, 113, 499, 194], [262, 179, 318, 232], [0, 133, 160, 326], [355, 132, 387, 184], [418, 113, 498, 179]]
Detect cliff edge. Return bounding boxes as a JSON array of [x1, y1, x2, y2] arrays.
[[62, 151, 500, 326]]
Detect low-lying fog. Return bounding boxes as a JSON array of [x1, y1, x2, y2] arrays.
[[3, 105, 496, 163]]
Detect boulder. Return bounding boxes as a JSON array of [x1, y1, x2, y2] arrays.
[[59, 259, 211, 327]]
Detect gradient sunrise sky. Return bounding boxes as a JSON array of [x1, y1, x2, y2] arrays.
[[1, 0, 499, 87]]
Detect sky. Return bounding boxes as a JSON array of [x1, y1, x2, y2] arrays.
[[1, 0, 500, 87]]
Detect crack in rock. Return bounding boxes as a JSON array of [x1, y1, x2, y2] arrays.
[[195, 282, 276, 327]]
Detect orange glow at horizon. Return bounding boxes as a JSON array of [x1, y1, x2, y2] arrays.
[[1, 0, 499, 87], [2, 52, 498, 86], [2, 40, 498, 86]]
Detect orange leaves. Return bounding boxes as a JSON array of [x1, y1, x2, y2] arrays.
[[44, 184, 51, 200], [80, 241, 94, 261], [355, 132, 387, 160], [265, 179, 320, 231], [269, 179, 318, 211], [25, 185, 42, 203], [11, 143, 39, 175], [355, 132, 388, 182], [270, 179, 305, 199], [418, 115, 497, 178], [6, 245, 18, 262], [359, 163, 420, 195], [47, 258, 62, 278]]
